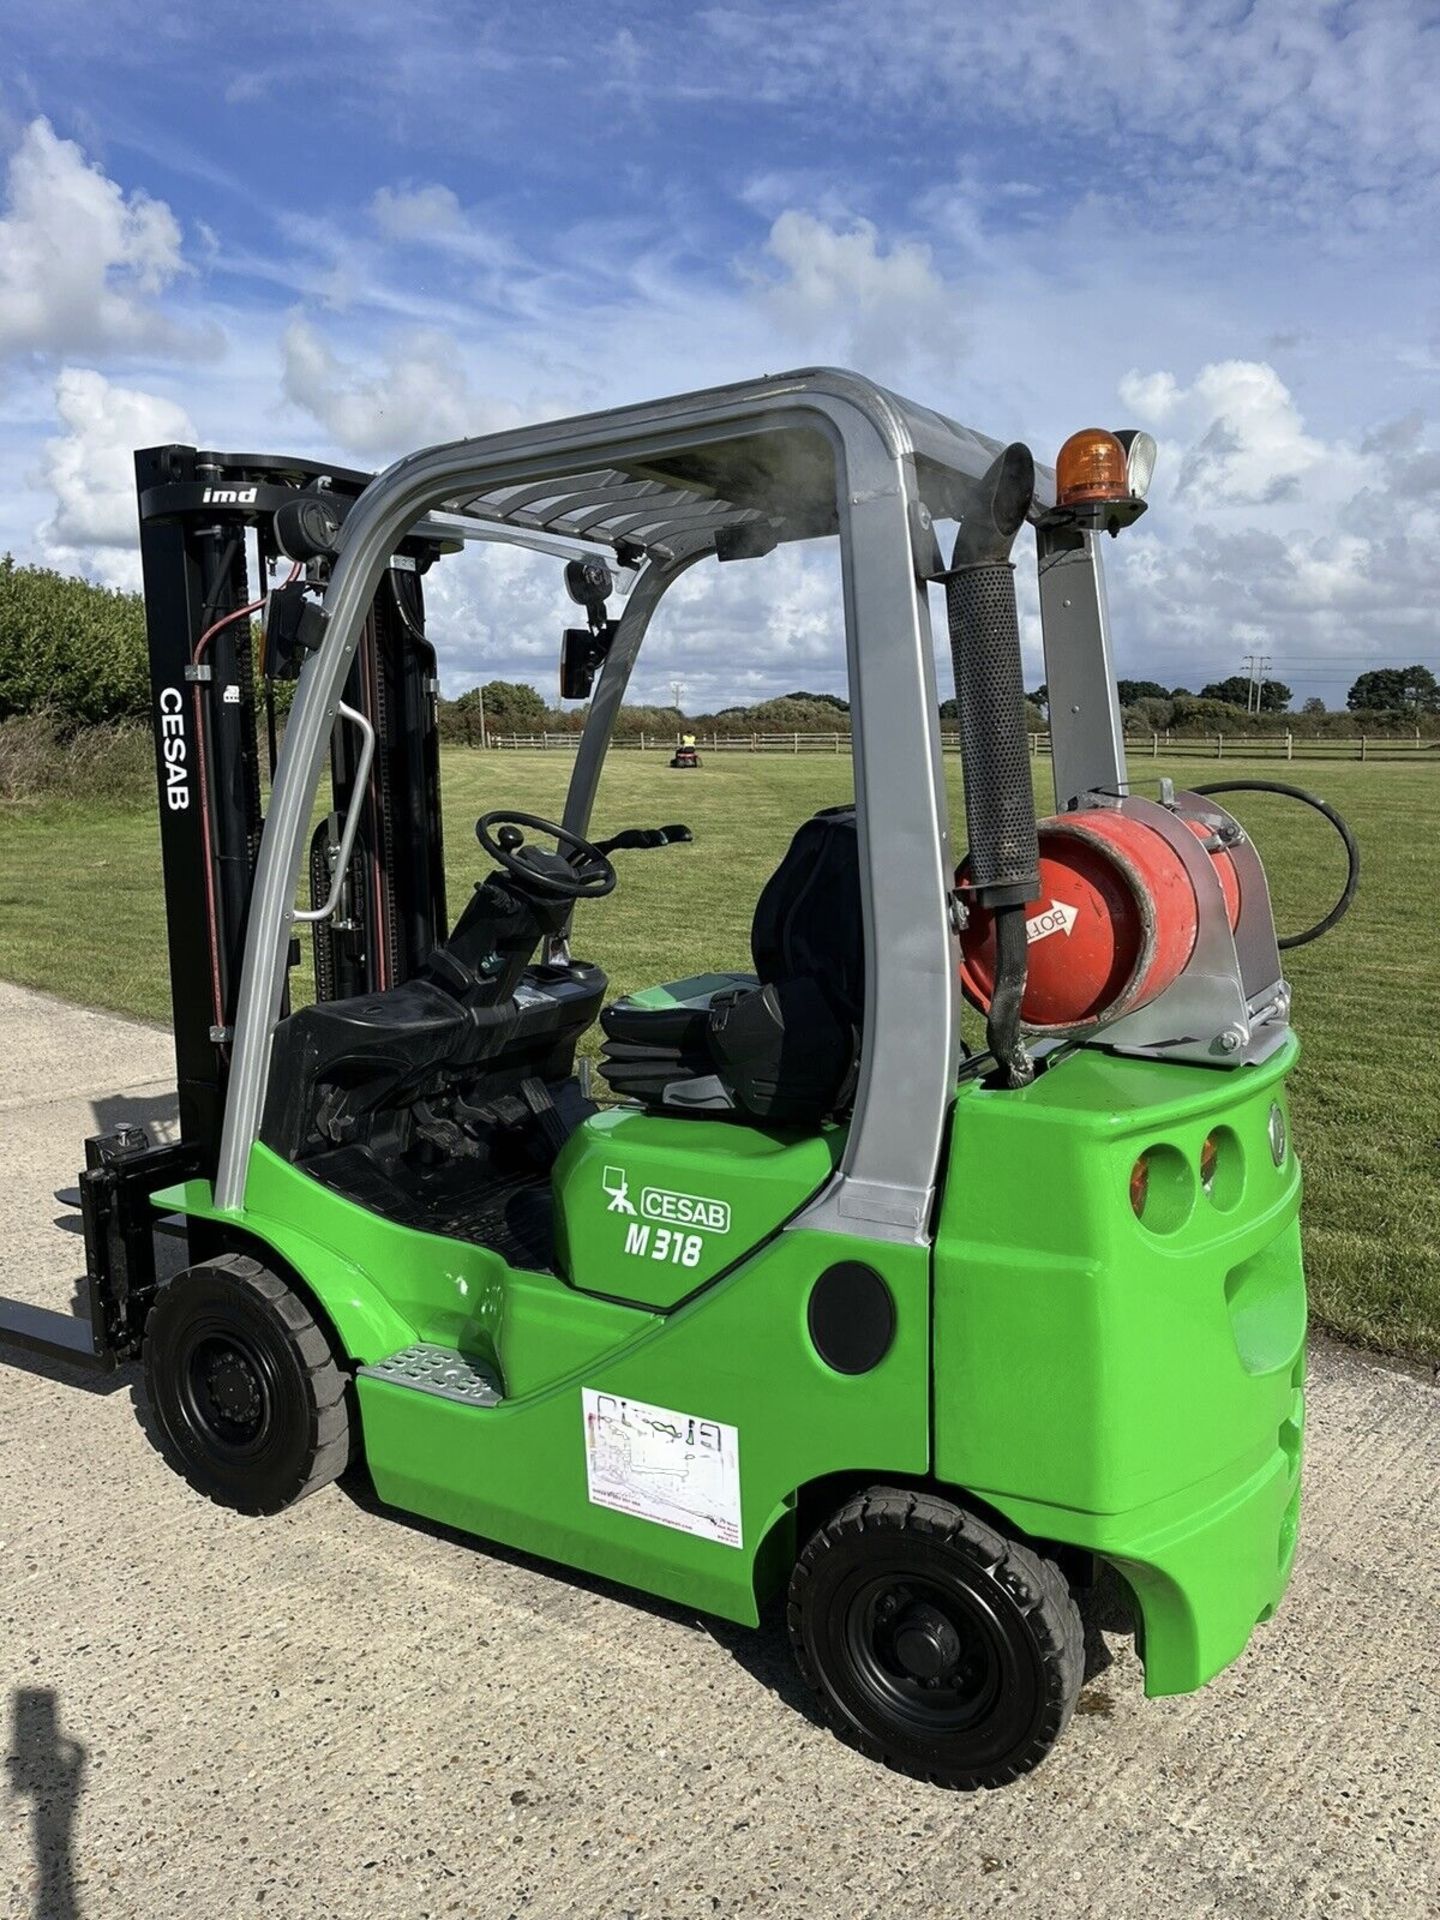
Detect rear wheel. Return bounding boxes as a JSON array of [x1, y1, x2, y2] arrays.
[[143, 1252, 351, 1515], [788, 1487, 1083, 1788]]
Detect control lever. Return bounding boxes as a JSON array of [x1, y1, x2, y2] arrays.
[[591, 824, 693, 855]]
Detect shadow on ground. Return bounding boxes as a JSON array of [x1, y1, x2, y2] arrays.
[[6, 1688, 85, 1920]]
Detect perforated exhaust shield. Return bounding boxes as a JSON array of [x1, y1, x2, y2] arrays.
[[945, 562, 1040, 900]]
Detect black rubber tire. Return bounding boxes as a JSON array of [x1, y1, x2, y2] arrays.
[[788, 1487, 1083, 1789], [142, 1252, 352, 1516]]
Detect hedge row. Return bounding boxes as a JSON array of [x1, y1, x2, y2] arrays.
[[0, 556, 150, 724]]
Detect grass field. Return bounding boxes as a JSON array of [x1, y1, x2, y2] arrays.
[[2, 749, 1437, 1363]]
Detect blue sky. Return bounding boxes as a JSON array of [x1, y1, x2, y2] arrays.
[[1, 0, 1436, 709]]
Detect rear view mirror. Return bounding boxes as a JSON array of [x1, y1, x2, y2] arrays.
[[560, 625, 612, 700]]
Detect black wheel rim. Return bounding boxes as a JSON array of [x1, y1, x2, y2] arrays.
[[178, 1323, 276, 1456], [839, 1569, 1021, 1738]]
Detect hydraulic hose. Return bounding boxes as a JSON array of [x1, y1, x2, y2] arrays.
[[1191, 778, 1360, 949], [945, 442, 1040, 1088], [984, 905, 1034, 1087]]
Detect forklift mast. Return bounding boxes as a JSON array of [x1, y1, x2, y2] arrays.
[[132, 445, 449, 1167], [0, 448, 448, 1370]]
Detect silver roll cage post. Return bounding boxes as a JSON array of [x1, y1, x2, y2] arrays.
[[1034, 522, 1128, 811], [559, 543, 709, 853], [212, 373, 1030, 1247]]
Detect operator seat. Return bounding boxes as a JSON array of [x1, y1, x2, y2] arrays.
[[598, 806, 863, 1125]]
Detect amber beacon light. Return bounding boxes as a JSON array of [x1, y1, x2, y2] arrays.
[[1051, 427, 1156, 534], [1055, 428, 1130, 506]]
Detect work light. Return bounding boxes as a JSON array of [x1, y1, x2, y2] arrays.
[[1114, 428, 1158, 500]]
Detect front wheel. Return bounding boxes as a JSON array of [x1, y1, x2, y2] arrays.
[[787, 1487, 1083, 1788], [143, 1253, 352, 1516]]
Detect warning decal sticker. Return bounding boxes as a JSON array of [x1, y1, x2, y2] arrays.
[[582, 1388, 742, 1550]]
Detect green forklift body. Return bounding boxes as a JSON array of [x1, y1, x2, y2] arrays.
[[15, 370, 1325, 1789], [154, 1032, 1303, 1689], [932, 1038, 1304, 1695]]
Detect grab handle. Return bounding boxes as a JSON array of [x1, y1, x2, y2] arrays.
[[292, 701, 374, 924]]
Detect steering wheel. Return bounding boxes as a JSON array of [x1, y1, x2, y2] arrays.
[[475, 809, 618, 900]]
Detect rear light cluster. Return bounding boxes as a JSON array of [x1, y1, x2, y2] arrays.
[[1128, 1123, 1259, 1230], [1129, 1156, 1150, 1217], [1199, 1132, 1220, 1193]]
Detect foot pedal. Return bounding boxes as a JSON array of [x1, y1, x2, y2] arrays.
[[520, 1076, 571, 1156], [359, 1343, 502, 1407]]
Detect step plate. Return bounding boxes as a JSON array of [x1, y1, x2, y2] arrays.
[[359, 1344, 503, 1407]]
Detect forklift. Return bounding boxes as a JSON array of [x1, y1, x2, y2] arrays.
[[1, 370, 1352, 1788]]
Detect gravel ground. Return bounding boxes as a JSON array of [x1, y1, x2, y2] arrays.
[[2, 980, 1436, 1919]]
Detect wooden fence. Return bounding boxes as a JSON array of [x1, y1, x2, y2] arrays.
[[1099, 732, 1436, 762], [479, 729, 1435, 761], [485, 731, 897, 753]]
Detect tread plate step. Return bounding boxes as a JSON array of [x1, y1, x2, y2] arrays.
[[358, 1343, 503, 1407]]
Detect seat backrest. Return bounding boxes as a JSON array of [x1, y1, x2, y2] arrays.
[[750, 805, 864, 1027]]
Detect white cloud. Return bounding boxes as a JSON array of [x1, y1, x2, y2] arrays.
[[371, 184, 465, 240], [36, 368, 194, 587], [1103, 364, 1439, 696], [0, 118, 195, 361], [703, 2, 1440, 234], [367, 181, 531, 296], [418, 531, 848, 712], [1120, 360, 1331, 507], [640, 542, 845, 708], [1117, 369, 1181, 424], [421, 542, 569, 696], [759, 210, 961, 374], [280, 315, 524, 459]]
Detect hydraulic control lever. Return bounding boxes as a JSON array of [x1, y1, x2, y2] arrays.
[[942, 442, 1041, 1088], [591, 823, 693, 855]]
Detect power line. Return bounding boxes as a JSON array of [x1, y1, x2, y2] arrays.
[[1241, 652, 1272, 715]]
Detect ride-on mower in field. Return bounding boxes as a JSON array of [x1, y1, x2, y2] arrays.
[[670, 732, 701, 769], [0, 372, 1358, 1787]]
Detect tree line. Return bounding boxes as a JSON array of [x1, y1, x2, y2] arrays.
[[1094, 671, 1440, 718]]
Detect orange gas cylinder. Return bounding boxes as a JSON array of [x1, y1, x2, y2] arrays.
[[958, 809, 1241, 1031]]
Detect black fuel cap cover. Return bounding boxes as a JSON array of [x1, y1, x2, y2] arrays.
[[807, 1262, 896, 1375]]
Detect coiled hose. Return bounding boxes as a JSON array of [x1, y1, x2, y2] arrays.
[[1191, 778, 1360, 949]]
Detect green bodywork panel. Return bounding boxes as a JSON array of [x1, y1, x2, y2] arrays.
[[359, 1223, 930, 1622], [932, 1040, 1304, 1695], [160, 1143, 651, 1395], [155, 1036, 1305, 1692], [554, 1108, 844, 1308], [160, 1144, 928, 1624]]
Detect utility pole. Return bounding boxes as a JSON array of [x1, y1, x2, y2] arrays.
[[670, 678, 685, 713], [1241, 652, 1272, 715]]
